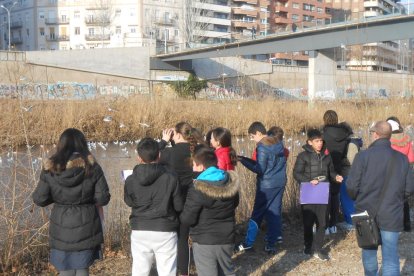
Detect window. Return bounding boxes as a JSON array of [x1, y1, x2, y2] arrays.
[[261, 18, 267, 24], [74, 11, 80, 18], [116, 26, 121, 34], [292, 14, 299, 21], [115, 9, 121, 16], [292, 3, 299, 9], [39, 27, 45, 36], [61, 15, 67, 22], [174, 29, 178, 36], [39, 11, 45, 19], [317, 0, 323, 2], [88, 28, 94, 35], [130, 9, 136, 17], [26, 29, 29, 36], [317, 7, 323, 13], [131, 27, 136, 33], [74, 27, 80, 35], [303, 15, 314, 21]]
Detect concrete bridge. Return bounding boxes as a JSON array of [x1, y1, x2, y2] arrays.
[[154, 14, 414, 101]]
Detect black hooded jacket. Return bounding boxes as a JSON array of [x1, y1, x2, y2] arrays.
[[32, 155, 111, 251], [124, 163, 183, 232], [180, 171, 239, 245], [323, 123, 353, 176], [293, 144, 338, 184]]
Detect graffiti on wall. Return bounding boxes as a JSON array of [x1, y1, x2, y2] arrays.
[[0, 82, 150, 99]]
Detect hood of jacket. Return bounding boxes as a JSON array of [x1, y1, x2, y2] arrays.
[[194, 170, 239, 200], [390, 133, 412, 147], [131, 163, 166, 186], [258, 138, 285, 157], [323, 123, 353, 143], [43, 154, 95, 187]]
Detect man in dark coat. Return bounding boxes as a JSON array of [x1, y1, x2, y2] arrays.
[[347, 121, 414, 276]]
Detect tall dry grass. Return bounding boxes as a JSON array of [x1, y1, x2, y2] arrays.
[[1, 95, 413, 273], [1, 96, 413, 147]]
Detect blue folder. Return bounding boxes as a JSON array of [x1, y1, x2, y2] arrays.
[[300, 182, 330, 204]]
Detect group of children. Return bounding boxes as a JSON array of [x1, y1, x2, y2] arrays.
[[124, 120, 349, 276]]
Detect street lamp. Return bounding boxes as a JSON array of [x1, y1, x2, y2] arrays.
[[0, 2, 18, 51]]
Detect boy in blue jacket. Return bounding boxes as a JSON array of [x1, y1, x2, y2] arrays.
[[180, 145, 239, 276], [236, 122, 287, 254]]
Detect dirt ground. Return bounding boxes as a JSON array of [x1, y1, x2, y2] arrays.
[[88, 224, 414, 276]]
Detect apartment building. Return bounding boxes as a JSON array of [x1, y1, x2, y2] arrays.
[[330, 0, 411, 72], [0, 0, 185, 51], [231, 0, 269, 40]]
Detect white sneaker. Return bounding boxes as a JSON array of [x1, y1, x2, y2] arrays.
[[313, 225, 317, 233], [329, 226, 337, 234], [325, 228, 330, 235]]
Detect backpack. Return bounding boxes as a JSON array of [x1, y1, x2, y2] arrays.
[[346, 136, 363, 165]]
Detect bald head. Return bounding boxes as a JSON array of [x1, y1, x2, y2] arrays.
[[371, 121, 392, 139]]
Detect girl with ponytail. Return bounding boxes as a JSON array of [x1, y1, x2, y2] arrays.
[[159, 121, 197, 276]]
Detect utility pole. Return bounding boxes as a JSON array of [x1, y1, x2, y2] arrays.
[[1, 2, 18, 51]]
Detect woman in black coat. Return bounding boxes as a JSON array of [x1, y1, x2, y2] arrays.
[[32, 128, 110, 276]]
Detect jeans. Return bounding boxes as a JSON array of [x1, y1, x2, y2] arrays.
[[362, 230, 400, 276], [244, 186, 285, 246]]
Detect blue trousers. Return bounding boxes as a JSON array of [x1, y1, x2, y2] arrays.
[[362, 230, 400, 276], [340, 176, 355, 225], [244, 186, 285, 246]]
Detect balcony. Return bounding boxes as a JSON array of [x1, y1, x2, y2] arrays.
[[275, 17, 290, 24], [259, 0, 270, 6], [11, 37, 22, 44], [85, 18, 111, 26], [10, 20, 23, 29], [232, 20, 256, 29], [232, 7, 258, 17], [155, 18, 176, 26], [85, 34, 110, 41], [275, 4, 289, 13], [46, 35, 70, 41], [233, 0, 258, 4], [45, 18, 70, 25]]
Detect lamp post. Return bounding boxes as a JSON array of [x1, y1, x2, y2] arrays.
[[0, 2, 17, 51]]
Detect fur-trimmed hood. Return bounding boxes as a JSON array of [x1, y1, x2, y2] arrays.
[[42, 154, 96, 187], [193, 170, 239, 199], [43, 155, 95, 172]]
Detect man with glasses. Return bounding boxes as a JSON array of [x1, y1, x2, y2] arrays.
[[347, 121, 414, 276]]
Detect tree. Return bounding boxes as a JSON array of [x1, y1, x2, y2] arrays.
[[181, 0, 211, 48], [91, 0, 114, 48], [169, 74, 207, 99]]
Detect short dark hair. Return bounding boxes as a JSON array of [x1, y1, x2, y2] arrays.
[[267, 126, 284, 142], [248, 122, 266, 135], [193, 144, 218, 169], [137, 138, 159, 163], [307, 129, 322, 141]]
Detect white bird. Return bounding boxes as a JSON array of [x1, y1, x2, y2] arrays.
[[120, 123, 126, 128], [21, 105, 33, 112], [139, 123, 150, 128], [103, 116, 112, 122]]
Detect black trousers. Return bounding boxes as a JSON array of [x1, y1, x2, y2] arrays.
[[326, 192, 340, 228], [177, 223, 191, 275], [404, 200, 411, 230], [302, 204, 327, 252]]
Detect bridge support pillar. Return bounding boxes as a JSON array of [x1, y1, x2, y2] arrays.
[[308, 49, 337, 104]]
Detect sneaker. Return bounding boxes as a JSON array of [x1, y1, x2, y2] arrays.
[[329, 226, 337, 234], [264, 244, 276, 255], [303, 247, 312, 256], [313, 251, 330, 261], [325, 228, 330, 235], [276, 236, 283, 244], [313, 225, 316, 233], [235, 242, 253, 253]]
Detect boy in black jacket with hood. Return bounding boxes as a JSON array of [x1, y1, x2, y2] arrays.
[[180, 145, 239, 276], [293, 129, 342, 261], [124, 138, 183, 276]]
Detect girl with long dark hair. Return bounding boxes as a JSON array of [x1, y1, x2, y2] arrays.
[[33, 128, 110, 276], [210, 127, 237, 171]]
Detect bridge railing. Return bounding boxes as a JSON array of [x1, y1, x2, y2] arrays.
[[155, 4, 414, 55]]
